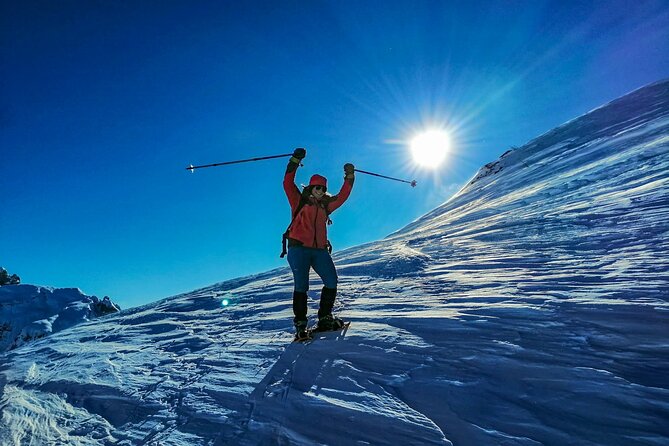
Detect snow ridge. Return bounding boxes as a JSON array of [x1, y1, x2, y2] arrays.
[[394, 78, 669, 237]]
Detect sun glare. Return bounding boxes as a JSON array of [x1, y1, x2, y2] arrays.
[[410, 129, 451, 167]]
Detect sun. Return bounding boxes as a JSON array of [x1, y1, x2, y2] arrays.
[[410, 129, 451, 167]]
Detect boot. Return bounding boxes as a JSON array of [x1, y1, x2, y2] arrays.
[[317, 287, 336, 319], [292, 291, 308, 324], [293, 291, 311, 341], [294, 320, 311, 341], [316, 287, 344, 331]]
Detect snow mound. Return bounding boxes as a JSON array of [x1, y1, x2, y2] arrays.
[[0, 285, 121, 351]]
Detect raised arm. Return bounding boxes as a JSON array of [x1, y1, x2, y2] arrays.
[[327, 163, 355, 214], [283, 148, 306, 211]]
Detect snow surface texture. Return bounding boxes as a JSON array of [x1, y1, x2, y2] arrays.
[[1, 80, 668, 445], [0, 285, 120, 351]]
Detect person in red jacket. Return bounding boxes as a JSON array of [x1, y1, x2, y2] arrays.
[[283, 148, 354, 340]]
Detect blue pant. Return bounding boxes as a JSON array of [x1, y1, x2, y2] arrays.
[[287, 246, 338, 292]]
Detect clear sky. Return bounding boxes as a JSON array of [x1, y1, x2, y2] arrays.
[[2, 0, 668, 309]]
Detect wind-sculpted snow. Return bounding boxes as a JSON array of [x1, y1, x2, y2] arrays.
[[0, 285, 120, 352], [337, 242, 432, 278], [1, 80, 668, 445]]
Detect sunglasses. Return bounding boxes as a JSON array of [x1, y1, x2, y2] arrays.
[[313, 185, 326, 192]]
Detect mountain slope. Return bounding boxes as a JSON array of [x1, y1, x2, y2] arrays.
[[1, 80, 668, 445]]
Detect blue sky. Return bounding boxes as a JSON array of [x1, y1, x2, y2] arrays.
[[2, 0, 668, 309]]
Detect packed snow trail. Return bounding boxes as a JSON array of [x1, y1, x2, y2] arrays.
[[1, 80, 668, 445]]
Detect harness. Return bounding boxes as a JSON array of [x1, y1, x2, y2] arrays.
[[280, 195, 333, 258]]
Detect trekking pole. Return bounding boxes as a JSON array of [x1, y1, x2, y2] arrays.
[[355, 169, 417, 187], [186, 153, 294, 172]]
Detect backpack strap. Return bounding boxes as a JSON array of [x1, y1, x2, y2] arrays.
[[280, 197, 308, 258]]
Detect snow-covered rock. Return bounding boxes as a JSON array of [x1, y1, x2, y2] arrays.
[[0, 285, 120, 351], [0, 79, 667, 445]]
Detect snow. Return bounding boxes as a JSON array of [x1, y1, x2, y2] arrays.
[[1, 79, 668, 445], [0, 285, 120, 351]]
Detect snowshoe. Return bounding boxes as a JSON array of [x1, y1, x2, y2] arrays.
[[314, 314, 345, 333]]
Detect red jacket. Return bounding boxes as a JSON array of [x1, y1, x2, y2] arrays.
[[283, 168, 353, 249]]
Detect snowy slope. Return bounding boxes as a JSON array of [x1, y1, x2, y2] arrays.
[[1, 79, 668, 445], [0, 285, 120, 351]]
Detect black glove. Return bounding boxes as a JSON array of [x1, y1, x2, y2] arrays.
[[289, 148, 306, 166], [292, 148, 306, 160], [344, 163, 355, 181]]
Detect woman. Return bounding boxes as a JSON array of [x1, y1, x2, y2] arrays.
[[282, 147, 355, 340]]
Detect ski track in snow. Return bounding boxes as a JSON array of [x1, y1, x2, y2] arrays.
[[1, 80, 669, 445]]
